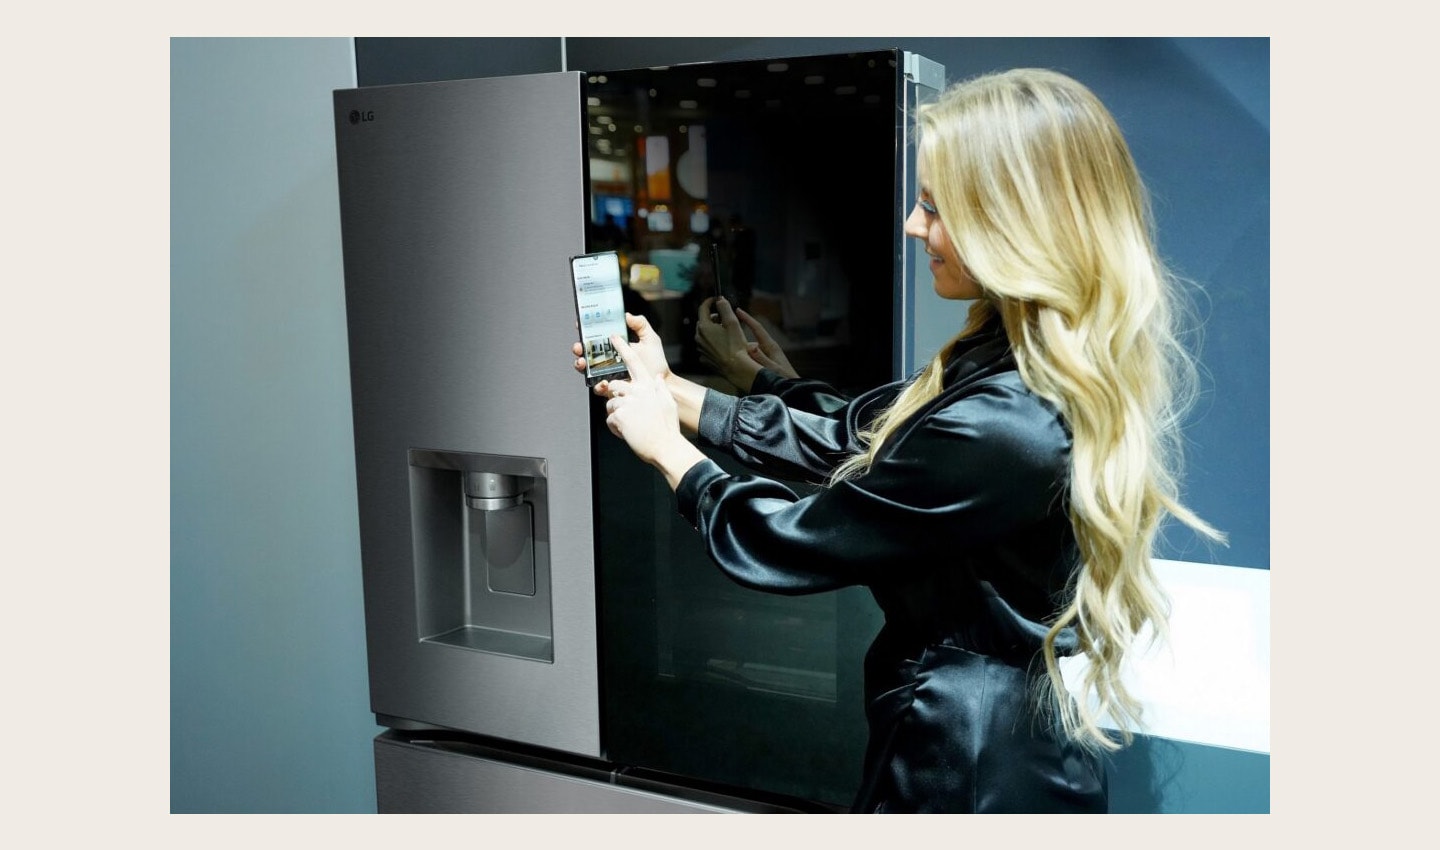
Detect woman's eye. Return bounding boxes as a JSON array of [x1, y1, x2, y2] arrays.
[[918, 198, 938, 215]]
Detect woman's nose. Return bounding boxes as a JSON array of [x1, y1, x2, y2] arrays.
[[903, 204, 927, 239]]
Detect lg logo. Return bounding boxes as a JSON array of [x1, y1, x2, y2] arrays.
[[349, 109, 376, 125]]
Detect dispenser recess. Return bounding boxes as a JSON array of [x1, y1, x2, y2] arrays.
[[409, 449, 553, 663]]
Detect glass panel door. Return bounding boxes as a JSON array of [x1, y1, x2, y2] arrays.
[[585, 51, 903, 807]]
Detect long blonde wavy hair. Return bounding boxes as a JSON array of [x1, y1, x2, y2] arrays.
[[833, 68, 1224, 751]]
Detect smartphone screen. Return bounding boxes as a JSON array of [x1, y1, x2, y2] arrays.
[[570, 251, 630, 386]]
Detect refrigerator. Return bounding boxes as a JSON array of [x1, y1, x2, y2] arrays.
[[333, 48, 951, 813]]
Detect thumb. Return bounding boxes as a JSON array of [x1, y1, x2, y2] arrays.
[[715, 297, 742, 330]]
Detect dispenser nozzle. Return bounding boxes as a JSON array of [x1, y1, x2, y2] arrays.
[[463, 472, 528, 511]]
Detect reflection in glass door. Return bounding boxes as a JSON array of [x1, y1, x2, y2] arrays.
[[586, 51, 905, 807]]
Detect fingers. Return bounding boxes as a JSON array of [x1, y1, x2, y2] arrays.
[[736, 308, 774, 344], [698, 296, 742, 329], [745, 343, 776, 370], [697, 296, 718, 323], [714, 297, 742, 329], [610, 334, 650, 381], [573, 340, 587, 376]]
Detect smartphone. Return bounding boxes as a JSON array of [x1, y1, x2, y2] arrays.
[[569, 250, 630, 387]]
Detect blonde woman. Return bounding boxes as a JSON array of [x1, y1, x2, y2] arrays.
[[578, 68, 1221, 813]]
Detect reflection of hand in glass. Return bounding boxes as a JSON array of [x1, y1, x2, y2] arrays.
[[734, 305, 799, 381], [695, 297, 798, 393]]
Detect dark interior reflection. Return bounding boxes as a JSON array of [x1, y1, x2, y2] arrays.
[[583, 51, 900, 395]]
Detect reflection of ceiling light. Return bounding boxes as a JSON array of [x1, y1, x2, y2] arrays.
[[679, 99, 698, 109], [586, 96, 600, 106], [679, 125, 688, 133], [735, 90, 751, 98], [805, 75, 824, 85], [697, 78, 716, 87], [767, 63, 788, 72], [587, 76, 598, 83], [649, 88, 657, 97], [589, 126, 603, 134], [835, 85, 856, 95], [765, 99, 781, 109], [596, 75, 607, 83], [863, 94, 881, 104], [634, 124, 643, 133]]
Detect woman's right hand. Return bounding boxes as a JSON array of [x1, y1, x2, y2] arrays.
[[573, 311, 709, 437]]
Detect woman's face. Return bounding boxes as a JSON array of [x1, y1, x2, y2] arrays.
[[904, 156, 982, 301]]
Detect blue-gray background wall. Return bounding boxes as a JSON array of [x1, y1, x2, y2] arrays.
[[171, 37, 1266, 814], [170, 37, 377, 814], [172, 36, 570, 816]]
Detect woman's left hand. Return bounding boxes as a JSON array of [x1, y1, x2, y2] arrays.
[[602, 334, 702, 484]]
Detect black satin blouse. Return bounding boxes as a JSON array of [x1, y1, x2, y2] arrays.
[[675, 321, 1108, 813]]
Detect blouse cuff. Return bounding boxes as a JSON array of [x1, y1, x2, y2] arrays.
[[697, 389, 739, 449], [675, 458, 727, 529]]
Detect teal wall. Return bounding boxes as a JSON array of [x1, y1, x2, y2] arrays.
[[170, 37, 380, 813]]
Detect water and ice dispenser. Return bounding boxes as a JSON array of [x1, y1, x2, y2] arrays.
[[408, 450, 553, 663]]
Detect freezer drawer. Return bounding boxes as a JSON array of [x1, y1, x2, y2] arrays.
[[374, 732, 818, 813]]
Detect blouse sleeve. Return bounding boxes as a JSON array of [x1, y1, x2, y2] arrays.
[[750, 369, 852, 417], [696, 381, 899, 484], [676, 378, 1070, 596]]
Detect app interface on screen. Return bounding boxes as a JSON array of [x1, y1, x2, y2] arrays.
[[573, 253, 628, 379]]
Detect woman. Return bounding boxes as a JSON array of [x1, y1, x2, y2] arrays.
[[575, 68, 1222, 813]]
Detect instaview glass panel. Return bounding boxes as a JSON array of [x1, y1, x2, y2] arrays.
[[586, 50, 901, 807]]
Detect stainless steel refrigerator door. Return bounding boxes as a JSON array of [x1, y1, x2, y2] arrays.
[[334, 72, 600, 756]]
